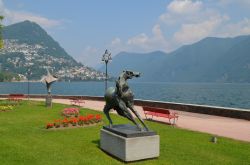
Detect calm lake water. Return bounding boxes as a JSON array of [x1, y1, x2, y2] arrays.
[[0, 82, 250, 110]]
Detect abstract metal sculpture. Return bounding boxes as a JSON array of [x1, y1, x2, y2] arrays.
[[41, 69, 58, 95], [41, 69, 58, 107], [103, 70, 149, 131]]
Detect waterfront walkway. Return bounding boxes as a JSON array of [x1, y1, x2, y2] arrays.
[[34, 98, 250, 142]]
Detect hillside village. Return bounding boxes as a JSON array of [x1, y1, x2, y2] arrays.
[[0, 21, 107, 82]]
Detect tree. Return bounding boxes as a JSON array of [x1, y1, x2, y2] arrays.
[[0, 16, 4, 49]]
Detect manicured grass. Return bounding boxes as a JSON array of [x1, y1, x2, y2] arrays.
[[0, 100, 249, 165]]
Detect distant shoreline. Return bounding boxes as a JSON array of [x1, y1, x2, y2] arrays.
[[0, 79, 115, 83]]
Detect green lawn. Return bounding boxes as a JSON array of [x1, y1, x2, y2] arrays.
[[0, 101, 249, 165]]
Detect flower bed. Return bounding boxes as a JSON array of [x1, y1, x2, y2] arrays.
[[0, 105, 14, 112], [0, 100, 17, 112], [46, 114, 102, 129]]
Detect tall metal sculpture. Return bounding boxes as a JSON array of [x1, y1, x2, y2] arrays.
[[41, 69, 58, 107], [103, 70, 149, 131], [27, 68, 32, 101]]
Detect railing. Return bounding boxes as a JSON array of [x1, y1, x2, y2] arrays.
[[0, 94, 249, 120]]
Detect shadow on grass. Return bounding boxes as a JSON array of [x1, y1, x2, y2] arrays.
[[92, 139, 129, 163], [92, 139, 100, 148]]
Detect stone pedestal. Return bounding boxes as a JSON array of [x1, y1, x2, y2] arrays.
[[100, 124, 160, 162], [45, 95, 52, 107]]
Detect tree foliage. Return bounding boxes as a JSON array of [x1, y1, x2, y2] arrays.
[[0, 71, 19, 82]]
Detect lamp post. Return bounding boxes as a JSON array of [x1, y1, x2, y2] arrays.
[[102, 49, 112, 91], [27, 68, 32, 101]]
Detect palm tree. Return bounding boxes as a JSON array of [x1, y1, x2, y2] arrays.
[[0, 16, 4, 49]]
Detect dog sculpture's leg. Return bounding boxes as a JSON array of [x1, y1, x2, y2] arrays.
[[128, 104, 149, 131], [118, 100, 142, 130], [103, 104, 113, 128]]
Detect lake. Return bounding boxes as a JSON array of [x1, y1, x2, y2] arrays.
[[0, 82, 250, 110]]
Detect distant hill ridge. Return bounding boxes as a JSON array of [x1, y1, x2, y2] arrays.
[[0, 20, 105, 81], [100, 35, 250, 83]]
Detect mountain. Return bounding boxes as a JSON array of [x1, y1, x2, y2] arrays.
[[100, 51, 167, 79], [211, 36, 250, 82], [0, 20, 105, 81], [100, 35, 250, 83]]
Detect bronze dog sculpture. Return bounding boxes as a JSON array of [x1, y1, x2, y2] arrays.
[[103, 70, 149, 131]]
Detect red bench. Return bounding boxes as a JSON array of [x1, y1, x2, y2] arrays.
[[70, 98, 85, 106], [8, 94, 26, 102], [142, 106, 179, 125]]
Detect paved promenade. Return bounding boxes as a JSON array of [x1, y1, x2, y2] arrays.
[[34, 98, 250, 142]]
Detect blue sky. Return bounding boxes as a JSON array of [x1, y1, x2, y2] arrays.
[[1, 0, 250, 67]]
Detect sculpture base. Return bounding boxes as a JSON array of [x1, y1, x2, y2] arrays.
[[103, 124, 156, 137], [100, 124, 160, 162], [45, 95, 52, 107]]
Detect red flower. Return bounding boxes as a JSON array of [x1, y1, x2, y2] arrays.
[[62, 118, 69, 127], [46, 113, 102, 129], [86, 114, 94, 120], [54, 119, 61, 123], [62, 118, 69, 123], [70, 117, 78, 126], [70, 117, 78, 123], [46, 123, 54, 129], [79, 116, 85, 121], [78, 116, 86, 125], [95, 114, 102, 120], [54, 119, 61, 128]]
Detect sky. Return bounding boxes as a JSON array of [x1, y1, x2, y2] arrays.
[[0, 0, 250, 68]]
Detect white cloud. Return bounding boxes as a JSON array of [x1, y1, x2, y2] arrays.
[[111, 37, 121, 46], [88, 0, 250, 67], [167, 0, 202, 14], [173, 15, 228, 44], [237, 0, 250, 6], [217, 18, 250, 37], [127, 33, 149, 46], [158, 0, 243, 47], [160, 0, 204, 25], [0, 0, 4, 15], [152, 24, 165, 41], [113, 0, 250, 55], [75, 1, 250, 67], [126, 25, 166, 48], [126, 24, 170, 52], [5, 11, 61, 28], [218, 0, 250, 7], [79, 46, 103, 67], [0, 0, 61, 28]]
